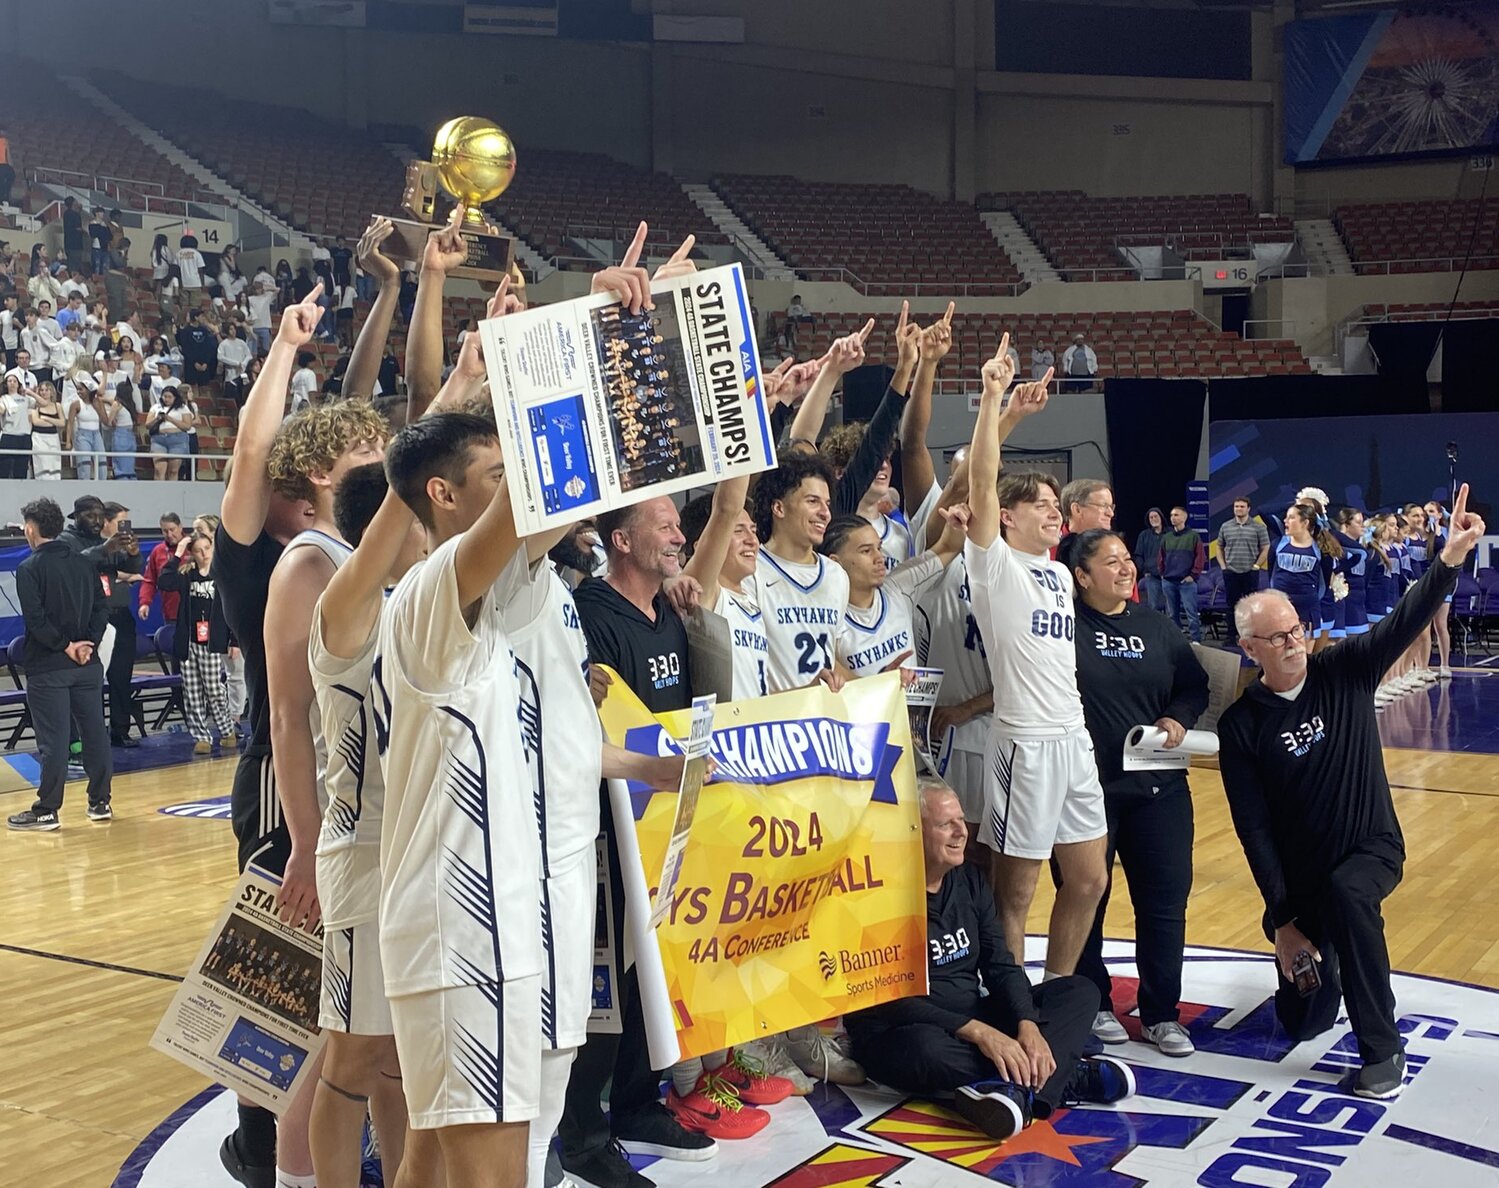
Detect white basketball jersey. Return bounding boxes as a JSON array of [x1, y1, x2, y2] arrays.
[[280, 528, 354, 808], [309, 598, 382, 930], [710, 581, 769, 699], [872, 512, 915, 573], [839, 552, 944, 678], [965, 535, 1085, 738], [497, 560, 603, 873], [374, 538, 541, 995], [914, 554, 994, 753], [756, 548, 850, 693]]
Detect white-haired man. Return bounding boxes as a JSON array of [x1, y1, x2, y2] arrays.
[[1220, 484, 1485, 1100]]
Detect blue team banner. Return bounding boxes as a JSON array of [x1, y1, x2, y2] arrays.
[[1285, 9, 1499, 164]]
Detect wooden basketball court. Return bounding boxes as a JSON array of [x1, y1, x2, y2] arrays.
[[2, 703, 1497, 1186]]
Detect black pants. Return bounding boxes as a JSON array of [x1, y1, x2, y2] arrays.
[[231, 745, 291, 874], [105, 607, 143, 741], [1222, 569, 1260, 644], [0, 163, 14, 204], [854, 976, 1097, 1112], [1270, 844, 1403, 1065], [560, 819, 664, 1160], [1075, 785, 1194, 1026], [0, 432, 30, 478], [28, 664, 112, 813]]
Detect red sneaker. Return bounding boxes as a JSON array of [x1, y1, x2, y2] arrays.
[[717, 1048, 795, 1105], [665, 1073, 771, 1140]]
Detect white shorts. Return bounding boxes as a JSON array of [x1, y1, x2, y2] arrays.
[[942, 748, 988, 824], [980, 730, 1106, 858], [542, 851, 596, 1051], [320, 919, 393, 1036], [390, 975, 542, 1130]]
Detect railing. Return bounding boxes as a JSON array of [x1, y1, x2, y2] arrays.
[[29, 165, 223, 211], [1242, 319, 1298, 340], [0, 443, 230, 478], [792, 266, 1026, 297], [1350, 254, 1499, 275], [1335, 303, 1499, 359]]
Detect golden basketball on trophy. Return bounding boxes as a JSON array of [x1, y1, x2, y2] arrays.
[[386, 115, 517, 282]]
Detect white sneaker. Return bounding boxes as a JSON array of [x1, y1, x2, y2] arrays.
[[741, 1037, 816, 1095], [1092, 1010, 1129, 1045], [1417, 669, 1439, 684], [1374, 687, 1395, 706], [1439, 666, 1453, 680], [1394, 674, 1421, 692], [1142, 1020, 1195, 1057], [786, 1024, 867, 1085]]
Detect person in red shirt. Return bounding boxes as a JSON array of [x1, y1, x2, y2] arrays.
[[137, 512, 187, 624]]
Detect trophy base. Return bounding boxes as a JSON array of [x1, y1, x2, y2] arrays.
[[385, 216, 515, 283]]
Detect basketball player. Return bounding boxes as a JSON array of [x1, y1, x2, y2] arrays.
[[678, 473, 768, 698], [214, 282, 327, 1188], [377, 412, 539, 1188], [302, 276, 508, 1188], [965, 341, 1109, 979], [750, 450, 853, 694], [897, 302, 956, 560], [826, 504, 968, 678]]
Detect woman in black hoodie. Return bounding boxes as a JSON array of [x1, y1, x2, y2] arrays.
[[157, 532, 238, 754], [1069, 529, 1209, 1058]]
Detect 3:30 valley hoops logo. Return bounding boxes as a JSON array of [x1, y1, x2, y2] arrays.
[[117, 942, 1499, 1187]]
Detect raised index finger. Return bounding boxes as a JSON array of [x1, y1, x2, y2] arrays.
[[666, 234, 695, 265], [621, 221, 648, 269], [1453, 482, 1469, 523], [856, 317, 875, 344], [304, 281, 324, 306], [942, 301, 955, 327]]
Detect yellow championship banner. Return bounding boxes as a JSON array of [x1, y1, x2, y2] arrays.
[[596, 669, 928, 1063]]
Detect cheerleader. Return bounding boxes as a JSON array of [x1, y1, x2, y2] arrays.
[[1401, 504, 1441, 684], [1269, 502, 1327, 634], [1367, 512, 1417, 705], [1296, 489, 1347, 652], [1334, 507, 1370, 636], [1423, 500, 1454, 678]]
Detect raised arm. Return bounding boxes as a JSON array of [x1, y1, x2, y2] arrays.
[[682, 473, 751, 593], [341, 218, 401, 402], [788, 320, 872, 445], [968, 336, 1040, 548], [405, 205, 471, 411], [220, 284, 322, 545], [902, 302, 954, 509]]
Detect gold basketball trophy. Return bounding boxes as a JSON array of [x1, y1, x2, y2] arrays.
[[386, 116, 516, 281]]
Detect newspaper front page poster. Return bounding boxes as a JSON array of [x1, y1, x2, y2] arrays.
[[150, 865, 326, 1113], [482, 263, 775, 535]]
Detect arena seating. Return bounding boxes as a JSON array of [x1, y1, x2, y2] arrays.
[[491, 148, 727, 267], [712, 175, 1024, 294], [1, 63, 205, 208], [977, 191, 1294, 282], [1335, 200, 1499, 273], [1357, 300, 1499, 321], [778, 308, 1311, 381], [95, 75, 404, 241]]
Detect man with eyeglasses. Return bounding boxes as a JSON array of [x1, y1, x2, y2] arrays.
[[1053, 479, 1113, 571], [1219, 484, 1486, 1102]]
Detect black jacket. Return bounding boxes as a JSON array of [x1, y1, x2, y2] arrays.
[[17, 540, 108, 674], [157, 559, 231, 657], [847, 862, 1036, 1044], [1219, 558, 1458, 927], [81, 538, 144, 611]]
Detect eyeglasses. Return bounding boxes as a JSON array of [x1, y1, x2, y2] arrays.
[[1084, 501, 1116, 513], [1247, 623, 1308, 649]]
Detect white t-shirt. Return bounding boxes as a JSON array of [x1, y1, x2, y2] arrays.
[[309, 595, 383, 930], [289, 367, 317, 413], [149, 402, 188, 435], [497, 558, 602, 873], [756, 547, 849, 693], [47, 335, 81, 374], [246, 291, 275, 330], [337, 284, 356, 312], [914, 554, 994, 754], [838, 551, 944, 678], [0, 310, 16, 350], [0, 392, 33, 435], [177, 248, 206, 290], [5, 366, 38, 394], [965, 535, 1085, 738], [710, 581, 770, 700], [374, 535, 540, 995]]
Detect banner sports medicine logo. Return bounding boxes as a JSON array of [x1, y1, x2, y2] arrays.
[[120, 944, 1499, 1187]]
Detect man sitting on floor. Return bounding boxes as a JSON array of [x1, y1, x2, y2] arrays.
[[845, 778, 1135, 1141]]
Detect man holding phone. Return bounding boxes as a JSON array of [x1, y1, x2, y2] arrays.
[[1220, 484, 1486, 1100]]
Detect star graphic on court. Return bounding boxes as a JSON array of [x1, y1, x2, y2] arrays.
[[865, 1101, 1108, 1174]]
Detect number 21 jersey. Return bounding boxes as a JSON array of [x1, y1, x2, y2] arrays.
[[756, 549, 849, 694]]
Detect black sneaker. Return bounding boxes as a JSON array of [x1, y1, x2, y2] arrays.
[[953, 1081, 1032, 1141], [219, 1134, 276, 1188], [112, 735, 140, 749], [561, 1138, 655, 1188], [1353, 1051, 1406, 1100], [1061, 1055, 1137, 1106], [614, 1103, 717, 1162], [8, 809, 60, 832], [87, 802, 113, 823]]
